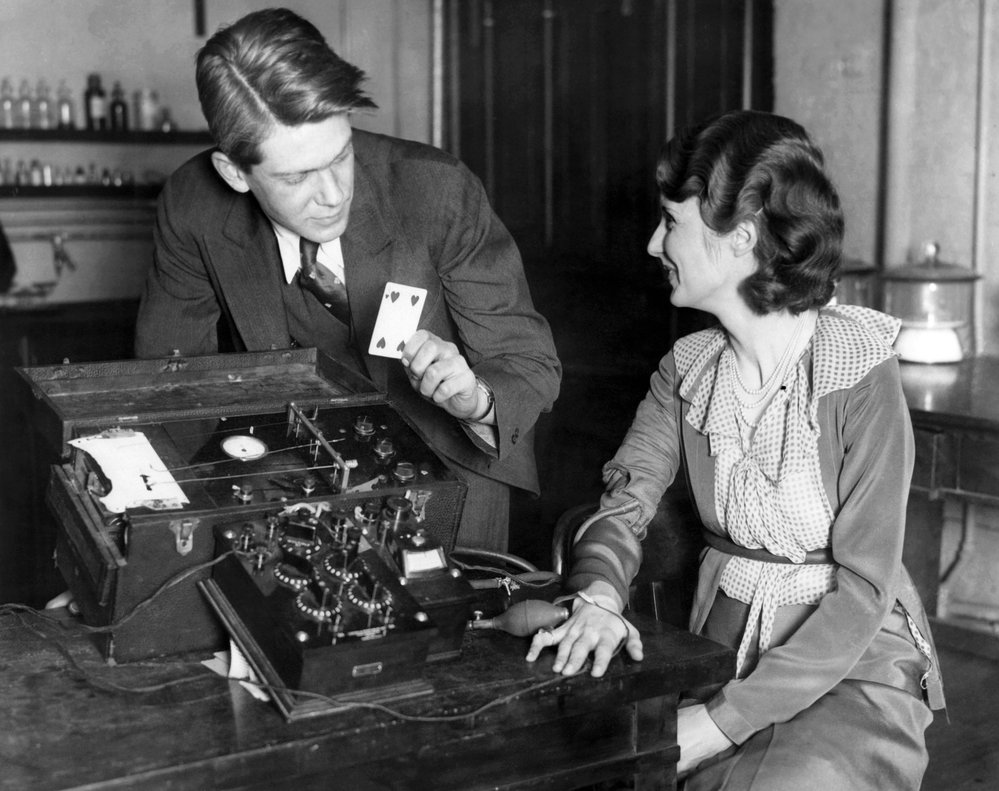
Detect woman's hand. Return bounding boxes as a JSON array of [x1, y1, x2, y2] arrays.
[[677, 703, 734, 775], [525, 591, 643, 677]]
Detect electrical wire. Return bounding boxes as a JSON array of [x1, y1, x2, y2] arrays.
[[0, 548, 590, 721], [450, 559, 559, 589], [84, 550, 237, 633], [570, 501, 642, 546], [450, 547, 538, 573], [0, 603, 587, 723], [3, 605, 223, 698], [236, 672, 581, 723], [0, 551, 235, 636]]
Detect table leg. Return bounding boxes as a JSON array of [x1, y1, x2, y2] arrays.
[[633, 693, 679, 791]]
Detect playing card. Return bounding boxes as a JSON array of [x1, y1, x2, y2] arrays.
[[368, 282, 428, 358]]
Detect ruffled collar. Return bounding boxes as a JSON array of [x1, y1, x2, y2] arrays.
[[673, 305, 900, 478]]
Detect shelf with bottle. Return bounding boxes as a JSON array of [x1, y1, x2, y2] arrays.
[[0, 184, 161, 200], [0, 152, 177, 200], [1, 73, 209, 142], [0, 128, 210, 145], [0, 72, 212, 201]]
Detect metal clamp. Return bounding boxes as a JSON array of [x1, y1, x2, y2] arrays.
[[168, 518, 200, 556]]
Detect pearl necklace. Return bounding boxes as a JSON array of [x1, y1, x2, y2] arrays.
[[730, 313, 806, 410]]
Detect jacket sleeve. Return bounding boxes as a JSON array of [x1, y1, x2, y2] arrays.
[[706, 358, 914, 743], [567, 352, 683, 603], [134, 168, 223, 359], [428, 161, 561, 462]]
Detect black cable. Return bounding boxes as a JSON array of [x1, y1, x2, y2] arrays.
[[88, 550, 236, 633], [3, 603, 583, 722], [450, 557, 559, 588], [0, 550, 234, 639], [450, 547, 538, 573], [0, 542, 590, 720], [238, 671, 579, 723], [7, 606, 223, 698]]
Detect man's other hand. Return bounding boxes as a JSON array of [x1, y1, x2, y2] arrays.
[[401, 330, 490, 422]]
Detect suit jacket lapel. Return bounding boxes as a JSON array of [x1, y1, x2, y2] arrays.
[[214, 192, 290, 350], [342, 155, 403, 390]]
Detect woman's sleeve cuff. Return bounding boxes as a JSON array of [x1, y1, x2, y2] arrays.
[[705, 686, 759, 746]]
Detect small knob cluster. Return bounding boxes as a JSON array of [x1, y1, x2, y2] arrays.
[[223, 498, 430, 642], [294, 588, 343, 623]]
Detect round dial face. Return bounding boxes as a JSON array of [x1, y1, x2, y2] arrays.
[[220, 434, 268, 461]]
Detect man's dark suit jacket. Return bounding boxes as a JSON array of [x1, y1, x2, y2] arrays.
[[134, 129, 561, 497]]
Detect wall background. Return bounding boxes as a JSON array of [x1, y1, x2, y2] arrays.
[[0, 0, 434, 303], [773, 0, 885, 267], [4, 0, 999, 347], [775, 0, 999, 354], [3, 0, 999, 622], [0, 0, 433, 141]]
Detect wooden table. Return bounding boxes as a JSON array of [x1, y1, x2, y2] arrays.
[[900, 356, 999, 619], [0, 607, 732, 791]]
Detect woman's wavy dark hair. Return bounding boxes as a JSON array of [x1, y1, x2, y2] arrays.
[[656, 110, 844, 314], [196, 7, 377, 171]]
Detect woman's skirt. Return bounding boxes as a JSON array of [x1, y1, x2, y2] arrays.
[[683, 592, 934, 791]]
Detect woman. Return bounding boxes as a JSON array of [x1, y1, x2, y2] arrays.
[[527, 110, 944, 789]]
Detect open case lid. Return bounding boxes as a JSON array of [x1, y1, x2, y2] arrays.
[[14, 347, 384, 458]]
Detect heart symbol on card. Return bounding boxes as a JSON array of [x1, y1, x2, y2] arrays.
[[391, 291, 400, 302], [376, 337, 387, 349], [411, 295, 420, 306], [396, 341, 406, 352]]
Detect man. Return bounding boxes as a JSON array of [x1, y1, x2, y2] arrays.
[[134, 7, 561, 552]]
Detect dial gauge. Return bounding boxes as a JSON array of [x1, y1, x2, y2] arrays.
[[221, 435, 268, 461]]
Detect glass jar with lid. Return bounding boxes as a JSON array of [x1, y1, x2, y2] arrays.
[[882, 242, 978, 363]]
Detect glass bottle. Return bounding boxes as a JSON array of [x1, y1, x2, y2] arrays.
[[55, 79, 75, 130], [133, 89, 147, 130], [28, 159, 43, 186], [84, 73, 107, 131], [0, 78, 15, 128], [34, 79, 52, 129], [134, 89, 160, 131], [159, 106, 175, 133], [16, 79, 33, 129], [109, 81, 128, 131]]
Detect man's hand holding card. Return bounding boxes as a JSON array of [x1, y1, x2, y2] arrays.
[[368, 282, 492, 424]]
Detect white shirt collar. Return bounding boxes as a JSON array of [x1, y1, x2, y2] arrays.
[[271, 223, 345, 284]]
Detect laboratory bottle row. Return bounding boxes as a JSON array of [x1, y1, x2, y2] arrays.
[[0, 74, 175, 134]]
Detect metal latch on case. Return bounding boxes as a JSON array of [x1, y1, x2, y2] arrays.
[[168, 518, 200, 555]]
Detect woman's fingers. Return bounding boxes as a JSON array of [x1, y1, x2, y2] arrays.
[[525, 627, 558, 662], [525, 605, 633, 677]]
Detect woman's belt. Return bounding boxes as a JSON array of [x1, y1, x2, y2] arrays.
[[702, 530, 834, 564]]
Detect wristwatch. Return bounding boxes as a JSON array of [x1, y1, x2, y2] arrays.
[[472, 376, 495, 422]]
